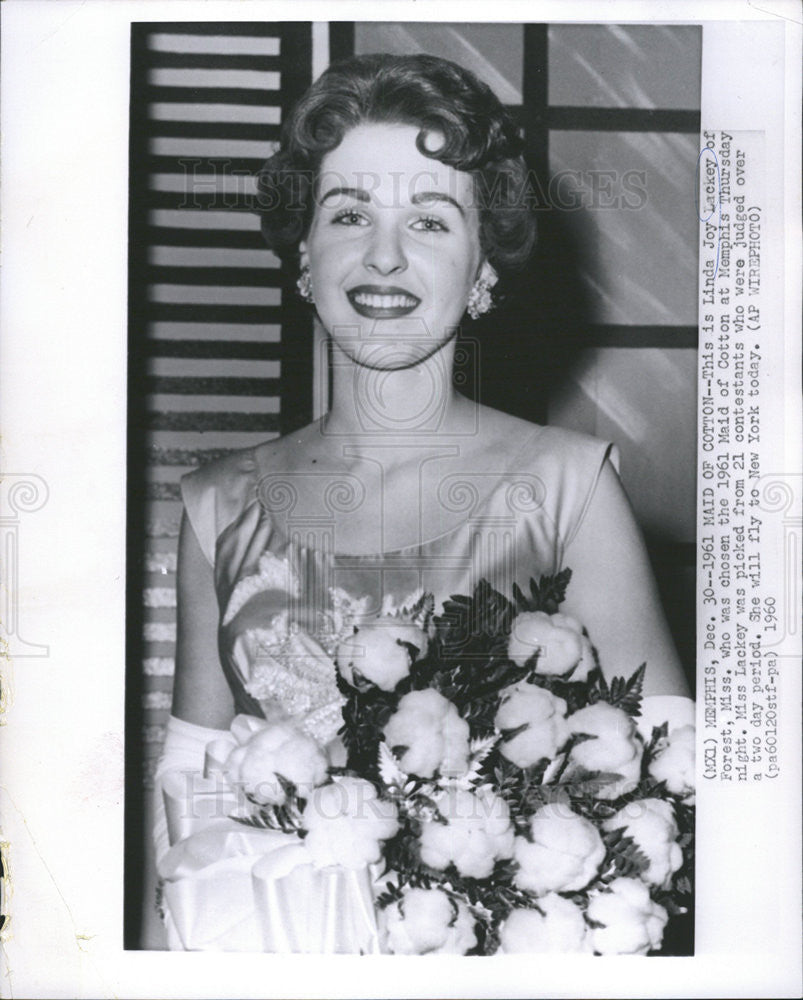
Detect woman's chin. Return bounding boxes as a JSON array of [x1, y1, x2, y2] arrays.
[[326, 313, 459, 369], [346, 340, 451, 372]]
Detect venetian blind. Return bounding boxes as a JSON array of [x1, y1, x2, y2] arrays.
[[127, 22, 313, 786]]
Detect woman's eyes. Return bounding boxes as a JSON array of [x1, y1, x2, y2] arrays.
[[410, 215, 449, 233], [332, 210, 369, 227], [330, 210, 449, 233]]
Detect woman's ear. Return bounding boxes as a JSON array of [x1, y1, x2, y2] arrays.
[[298, 240, 309, 270]]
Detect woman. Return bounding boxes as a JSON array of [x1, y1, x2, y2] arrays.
[[151, 53, 692, 951]]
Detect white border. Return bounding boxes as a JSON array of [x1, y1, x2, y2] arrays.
[[1, 2, 800, 998]]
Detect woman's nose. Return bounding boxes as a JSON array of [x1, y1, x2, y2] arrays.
[[363, 225, 407, 275]]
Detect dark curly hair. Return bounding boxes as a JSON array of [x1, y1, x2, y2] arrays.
[[255, 53, 537, 272]]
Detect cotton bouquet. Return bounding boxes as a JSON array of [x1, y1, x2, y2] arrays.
[[334, 571, 694, 955], [227, 570, 694, 955]]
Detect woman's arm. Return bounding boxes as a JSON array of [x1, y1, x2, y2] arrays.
[[560, 459, 691, 698], [172, 511, 235, 728], [142, 512, 235, 948]]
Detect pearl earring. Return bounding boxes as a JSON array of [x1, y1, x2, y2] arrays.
[[466, 262, 499, 320], [296, 265, 314, 303]]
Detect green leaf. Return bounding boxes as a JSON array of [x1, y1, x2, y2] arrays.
[[231, 799, 304, 835], [597, 663, 646, 717], [645, 721, 670, 762], [600, 827, 650, 881]]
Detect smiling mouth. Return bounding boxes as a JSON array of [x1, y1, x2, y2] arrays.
[[346, 286, 421, 318]]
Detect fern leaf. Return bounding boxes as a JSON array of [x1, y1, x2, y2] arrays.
[[601, 663, 646, 716], [377, 741, 408, 789], [600, 827, 650, 880]]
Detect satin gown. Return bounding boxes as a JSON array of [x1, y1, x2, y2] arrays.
[[159, 423, 616, 950]]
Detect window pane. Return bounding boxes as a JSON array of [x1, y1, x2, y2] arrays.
[[549, 25, 701, 109], [549, 130, 699, 326], [548, 346, 697, 542], [354, 22, 523, 104]]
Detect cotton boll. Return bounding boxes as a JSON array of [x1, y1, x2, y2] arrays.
[[507, 611, 583, 674], [499, 895, 591, 953], [335, 616, 427, 691], [381, 888, 477, 955], [419, 787, 514, 879], [567, 702, 643, 800], [603, 798, 683, 888], [586, 878, 668, 955], [648, 724, 695, 797], [495, 683, 569, 768], [225, 721, 328, 806], [301, 777, 399, 869], [382, 689, 470, 778], [513, 803, 605, 895]]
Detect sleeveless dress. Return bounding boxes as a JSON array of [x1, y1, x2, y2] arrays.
[[183, 424, 615, 737], [161, 423, 616, 950]]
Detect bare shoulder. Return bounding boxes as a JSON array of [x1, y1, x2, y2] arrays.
[[477, 405, 541, 451], [476, 404, 613, 460], [470, 404, 544, 460], [252, 418, 329, 472], [476, 404, 539, 438]]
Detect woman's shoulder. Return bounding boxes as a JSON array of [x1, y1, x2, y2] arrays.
[[179, 423, 325, 563], [478, 408, 617, 547], [179, 444, 263, 565], [251, 419, 325, 472], [477, 406, 614, 471], [181, 444, 260, 506]]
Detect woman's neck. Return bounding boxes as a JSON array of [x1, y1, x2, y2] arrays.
[[323, 337, 473, 445]]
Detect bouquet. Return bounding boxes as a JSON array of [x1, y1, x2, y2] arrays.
[[221, 569, 695, 955]]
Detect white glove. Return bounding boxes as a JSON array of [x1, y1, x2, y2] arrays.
[[153, 715, 233, 868]]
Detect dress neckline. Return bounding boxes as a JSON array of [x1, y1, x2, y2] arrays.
[[251, 424, 545, 560]]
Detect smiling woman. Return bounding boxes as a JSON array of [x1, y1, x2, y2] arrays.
[[147, 51, 693, 954], [301, 122, 485, 369]]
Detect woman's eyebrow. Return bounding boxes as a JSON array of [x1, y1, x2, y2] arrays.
[[411, 191, 465, 216], [319, 186, 466, 216], [319, 186, 370, 205]]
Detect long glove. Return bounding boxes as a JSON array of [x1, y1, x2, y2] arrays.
[[153, 715, 379, 952]]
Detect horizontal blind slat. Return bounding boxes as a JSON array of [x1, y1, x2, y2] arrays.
[[148, 120, 279, 141], [147, 446, 238, 467], [146, 23, 282, 39], [146, 228, 265, 249], [149, 102, 281, 124], [147, 155, 268, 174], [146, 358, 280, 378], [147, 430, 279, 454], [145, 85, 280, 105], [147, 411, 280, 432], [148, 246, 279, 268], [146, 52, 281, 71], [145, 191, 258, 211], [145, 265, 280, 286], [145, 304, 282, 323], [144, 376, 282, 396], [144, 338, 282, 359], [147, 322, 280, 342]]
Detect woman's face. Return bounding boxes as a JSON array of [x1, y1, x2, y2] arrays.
[[301, 122, 484, 370]]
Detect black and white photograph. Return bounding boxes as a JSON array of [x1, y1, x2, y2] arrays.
[[0, 1, 800, 997], [126, 18, 700, 957]]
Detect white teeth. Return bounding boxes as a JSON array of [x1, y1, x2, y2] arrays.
[[352, 293, 417, 309]]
